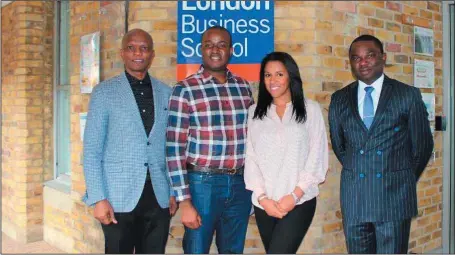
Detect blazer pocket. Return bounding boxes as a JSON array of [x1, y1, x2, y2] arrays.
[[156, 107, 169, 121], [388, 167, 412, 173], [383, 168, 413, 179], [103, 161, 123, 173]]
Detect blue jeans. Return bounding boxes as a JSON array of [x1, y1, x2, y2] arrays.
[[183, 172, 252, 254]]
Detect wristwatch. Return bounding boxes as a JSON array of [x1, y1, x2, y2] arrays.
[[291, 191, 300, 203]]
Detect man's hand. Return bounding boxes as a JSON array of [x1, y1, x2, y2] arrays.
[[169, 196, 178, 216], [180, 199, 201, 229], [260, 198, 287, 219], [94, 199, 117, 225], [277, 194, 296, 213]]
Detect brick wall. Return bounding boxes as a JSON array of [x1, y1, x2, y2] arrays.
[[1, 0, 54, 243], [43, 186, 74, 252], [2, 1, 444, 253]]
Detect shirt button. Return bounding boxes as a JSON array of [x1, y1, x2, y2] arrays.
[[360, 150, 364, 154], [394, 126, 400, 132], [376, 173, 382, 178], [144, 163, 148, 166], [377, 150, 382, 155], [359, 173, 365, 178], [140, 82, 142, 84], [147, 142, 150, 145], [142, 109, 146, 112], [141, 92, 144, 95]]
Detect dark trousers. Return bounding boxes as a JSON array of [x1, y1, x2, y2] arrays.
[[101, 177, 171, 254], [343, 219, 412, 254], [254, 197, 317, 254]]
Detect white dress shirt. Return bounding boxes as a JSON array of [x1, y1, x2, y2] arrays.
[[357, 74, 384, 119], [244, 99, 329, 209]]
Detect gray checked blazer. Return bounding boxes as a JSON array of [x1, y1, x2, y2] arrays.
[[82, 72, 172, 212]]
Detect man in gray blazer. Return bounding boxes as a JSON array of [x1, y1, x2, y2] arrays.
[[329, 34, 433, 254], [82, 29, 177, 254]]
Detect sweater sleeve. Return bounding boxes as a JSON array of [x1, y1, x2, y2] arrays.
[[297, 101, 329, 202], [244, 106, 266, 198]]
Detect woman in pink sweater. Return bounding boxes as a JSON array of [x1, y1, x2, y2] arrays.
[[244, 52, 329, 253]]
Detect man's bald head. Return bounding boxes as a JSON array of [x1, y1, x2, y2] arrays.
[[122, 29, 154, 49], [120, 29, 155, 80]]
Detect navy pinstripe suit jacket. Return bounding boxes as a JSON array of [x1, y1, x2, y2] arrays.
[[329, 75, 434, 223]]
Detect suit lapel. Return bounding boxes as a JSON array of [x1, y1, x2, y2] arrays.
[[118, 73, 148, 139], [368, 75, 394, 133], [349, 81, 369, 133], [148, 77, 163, 139]]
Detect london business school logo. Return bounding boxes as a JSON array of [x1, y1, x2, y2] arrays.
[[177, 1, 275, 81]]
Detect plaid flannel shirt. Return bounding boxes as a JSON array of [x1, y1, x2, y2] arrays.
[[166, 65, 254, 202]]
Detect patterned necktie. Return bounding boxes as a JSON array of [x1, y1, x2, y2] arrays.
[[363, 86, 374, 129]]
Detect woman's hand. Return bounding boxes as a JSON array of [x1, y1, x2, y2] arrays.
[[260, 198, 287, 219], [277, 194, 296, 213]]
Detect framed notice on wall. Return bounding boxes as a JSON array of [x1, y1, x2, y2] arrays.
[[414, 59, 434, 88], [421, 93, 435, 121], [414, 26, 434, 56], [79, 112, 87, 142], [80, 32, 100, 93]]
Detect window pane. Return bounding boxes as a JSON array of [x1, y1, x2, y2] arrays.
[[56, 0, 71, 176]]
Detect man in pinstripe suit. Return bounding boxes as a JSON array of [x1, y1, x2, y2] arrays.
[[329, 35, 434, 254]]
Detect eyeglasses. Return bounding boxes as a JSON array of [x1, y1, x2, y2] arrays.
[[350, 52, 382, 63], [123, 45, 152, 53]]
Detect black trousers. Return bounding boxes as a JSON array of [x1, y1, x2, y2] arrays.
[[254, 197, 317, 254], [101, 177, 171, 254]]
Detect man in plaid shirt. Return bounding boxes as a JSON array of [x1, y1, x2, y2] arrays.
[[166, 26, 254, 254]]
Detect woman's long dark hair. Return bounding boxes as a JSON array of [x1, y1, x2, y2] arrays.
[[253, 52, 307, 123]]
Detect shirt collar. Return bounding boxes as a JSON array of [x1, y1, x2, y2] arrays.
[[358, 73, 384, 93], [197, 65, 236, 84], [124, 70, 151, 85]]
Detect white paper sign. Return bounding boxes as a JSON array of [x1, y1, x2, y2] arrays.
[[80, 112, 87, 142], [421, 93, 435, 121], [414, 59, 434, 88]]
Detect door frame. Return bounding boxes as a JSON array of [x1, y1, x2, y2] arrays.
[[442, 1, 454, 253]]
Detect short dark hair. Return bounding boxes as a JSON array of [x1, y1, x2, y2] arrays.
[[201, 25, 232, 47], [349, 34, 384, 54], [254, 52, 307, 124]]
